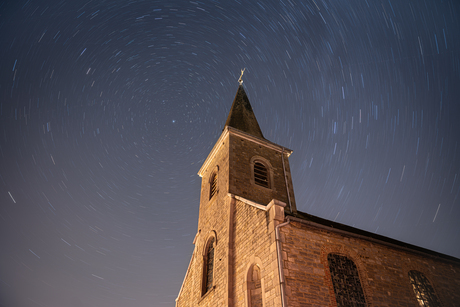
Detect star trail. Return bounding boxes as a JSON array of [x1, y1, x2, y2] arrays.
[[1, 0, 459, 306]]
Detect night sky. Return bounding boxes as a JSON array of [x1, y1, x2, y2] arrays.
[[1, 0, 459, 306]]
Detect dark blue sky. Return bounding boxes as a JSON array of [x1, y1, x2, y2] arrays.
[[1, 0, 459, 306]]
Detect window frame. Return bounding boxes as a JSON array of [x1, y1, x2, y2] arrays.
[[208, 166, 219, 201], [209, 172, 218, 200], [250, 156, 273, 190], [408, 270, 442, 307], [243, 257, 265, 307], [202, 235, 216, 296], [247, 264, 264, 307], [253, 162, 269, 188], [327, 253, 367, 307]]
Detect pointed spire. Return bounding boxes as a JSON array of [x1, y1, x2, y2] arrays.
[[225, 84, 265, 139]]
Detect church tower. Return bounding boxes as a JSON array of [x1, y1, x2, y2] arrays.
[[176, 77, 296, 307], [199, 83, 297, 214]]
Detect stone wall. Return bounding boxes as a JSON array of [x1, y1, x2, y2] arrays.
[[280, 218, 460, 307], [176, 134, 231, 307], [231, 199, 285, 307], [176, 192, 287, 307], [228, 132, 296, 214]]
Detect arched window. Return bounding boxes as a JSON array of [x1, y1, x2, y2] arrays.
[[248, 264, 263, 307], [408, 270, 441, 307], [327, 253, 366, 307], [253, 162, 269, 188], [202, 237, 215, 295], [209, 172, 218, 199]]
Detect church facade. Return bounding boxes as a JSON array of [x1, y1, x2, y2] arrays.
[[175, 84, 460, 307]]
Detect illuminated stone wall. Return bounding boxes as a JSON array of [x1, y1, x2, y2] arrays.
[[279, 219, 460, 306], [231, 199, 285, 307], [176, 133, 231, 307], [228, 132, 296, 214]]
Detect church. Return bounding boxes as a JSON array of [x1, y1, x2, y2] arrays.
[[175, 77, 460, 306]]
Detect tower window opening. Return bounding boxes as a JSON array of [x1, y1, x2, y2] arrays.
[[408, 270, 441, 307], [254, 162, 269, 188], [210, 173, 217, 199], [203, 237, 215, 294]]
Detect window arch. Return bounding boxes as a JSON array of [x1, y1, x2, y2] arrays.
[[408, 270, 441, 307], [250, 156, 272, 189], [209, 172, 218, 199], [202, 237, 215, 295], [327, 253, 366, 307], [247, 264, 263, 307]]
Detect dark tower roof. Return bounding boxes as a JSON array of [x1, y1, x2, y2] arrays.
[[225, 85, 265, 139]]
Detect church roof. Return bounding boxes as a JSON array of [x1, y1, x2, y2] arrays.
[[225, 85, 265, 139]]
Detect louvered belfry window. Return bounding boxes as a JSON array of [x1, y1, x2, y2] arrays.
[[209, 173, 217, 199], [204, 237, 215, 294], [408, 270, 441, 307], [328, 254, 366, 307], [254, 162, 269, 188]]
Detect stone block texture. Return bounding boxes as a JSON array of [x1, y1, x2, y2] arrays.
[[231, 199, 282, 307], [280, 219, 460, 307], [228, 133, 296, 214]]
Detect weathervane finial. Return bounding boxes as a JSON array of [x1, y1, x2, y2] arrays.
[[238, 68, 246, 85]]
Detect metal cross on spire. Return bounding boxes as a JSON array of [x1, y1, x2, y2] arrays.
[[238, 68, 246, 84]]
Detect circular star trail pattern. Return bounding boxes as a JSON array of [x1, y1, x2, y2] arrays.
[[1, 0, 459, 306]]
